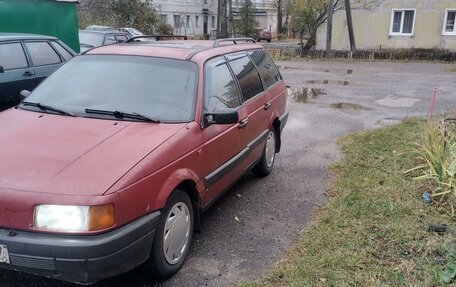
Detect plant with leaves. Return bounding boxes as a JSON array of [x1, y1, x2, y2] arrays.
[[406, 118, 456, 214], [441, 244, 456, 284], [155, 22, 174, 35], [78, 0, 159, 34], [236, 0, 258, 38]]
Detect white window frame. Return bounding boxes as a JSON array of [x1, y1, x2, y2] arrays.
[[443, 9, 456, 35], [389, 9, 416, 36]]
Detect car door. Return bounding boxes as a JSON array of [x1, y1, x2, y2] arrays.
[[24, 41, 64, 86], [226, 52, 269, 168], [201, 57, 248, 205], [0, 41, 36, 106]]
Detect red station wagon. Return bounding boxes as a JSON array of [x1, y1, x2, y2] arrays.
[[0, 37, 288, 284]]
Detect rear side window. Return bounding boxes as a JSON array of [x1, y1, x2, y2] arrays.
[[204, 58, 241, 112], [50, 41, 72, 61], [25, 42, 61, 66], [248, 50, 282, 88], [0, 42, 28, 70], [116, 35, 128, 42], [227, 53, 264, 101], [105, 34, 116, 44]]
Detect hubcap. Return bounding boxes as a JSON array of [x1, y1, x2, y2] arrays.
[[163, 202, 191, 265], [265, 131, 276, 168]]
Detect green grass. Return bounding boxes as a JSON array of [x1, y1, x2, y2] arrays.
[[240, 118, 455, 287]]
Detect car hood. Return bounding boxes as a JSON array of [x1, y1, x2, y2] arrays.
[[0, 109, 187, 196]]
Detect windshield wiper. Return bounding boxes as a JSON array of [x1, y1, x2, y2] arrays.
[[22, 101, 76, 117], [84, 108, 160, 123]]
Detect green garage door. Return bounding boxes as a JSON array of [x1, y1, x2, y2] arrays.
[[0, 0, 79, 52]]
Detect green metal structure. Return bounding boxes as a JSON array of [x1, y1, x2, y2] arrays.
[[0, 0, 80, 52]]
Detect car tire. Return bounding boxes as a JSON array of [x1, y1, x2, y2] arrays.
[[252, 129, 276, 177], [146, 190, 193, 279]]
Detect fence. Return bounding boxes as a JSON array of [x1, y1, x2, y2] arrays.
[[267, 47, 456, 62]]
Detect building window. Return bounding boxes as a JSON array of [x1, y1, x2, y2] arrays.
[[186, 15, 191, 28], [195, 15, 199, 28], [389, 9, 416, 35], [203, 0, 207, 4], [174, 15, 181, 28], [443, 9, 456, 35], [160, 14, 168, 24], [211, 16, 215, 28]]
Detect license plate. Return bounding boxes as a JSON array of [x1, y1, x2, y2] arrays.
[[0, 244, 10, 264]]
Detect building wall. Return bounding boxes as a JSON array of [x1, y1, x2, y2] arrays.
[[152, 0, 218, 37], [316, 0, 456, 51]]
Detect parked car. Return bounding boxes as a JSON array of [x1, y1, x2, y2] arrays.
[[0, 33, 76, 110], [257, 28, 272, 42], [78, 30, 129, 52], [118, 27, 144, 37], [0, 37, 288, 284]]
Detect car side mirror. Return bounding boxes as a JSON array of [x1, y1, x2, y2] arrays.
[[20, 90, 31, 100], [0, 66, 4, 73], [205, 109, 239, 126]]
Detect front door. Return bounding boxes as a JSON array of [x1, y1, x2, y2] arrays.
[[201, 57, 246, 206]]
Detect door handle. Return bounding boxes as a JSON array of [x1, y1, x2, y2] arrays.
[[23, 71, 34, 77], [264, 102, 272, 110], [238, 118, 249, 129]]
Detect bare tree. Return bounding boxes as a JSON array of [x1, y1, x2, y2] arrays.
[[291, 0, 382, 51]]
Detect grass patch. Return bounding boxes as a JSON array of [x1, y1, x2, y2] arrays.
[[240, 118, 454, 287]]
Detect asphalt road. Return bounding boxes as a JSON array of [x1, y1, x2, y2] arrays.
[[1, 61, 455, 287]]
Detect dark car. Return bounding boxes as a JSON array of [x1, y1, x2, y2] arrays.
[[78, 30, 129, 52], [0, 37, 288, 284], [257, 28, 272, 42], [0, 33, 76, 110]]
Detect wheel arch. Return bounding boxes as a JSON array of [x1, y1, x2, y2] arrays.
[[272, 117, 281, 153]]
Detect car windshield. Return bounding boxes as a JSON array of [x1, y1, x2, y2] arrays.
[[78, 32, 104, 46], [23, 55, 198, 123]]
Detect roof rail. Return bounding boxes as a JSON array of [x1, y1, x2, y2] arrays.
[[126, 35, 188, 43], [213, 38, 256, 48]]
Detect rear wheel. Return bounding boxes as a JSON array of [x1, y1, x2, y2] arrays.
[[146, 190, 193, 279], [252, 129, 276, 177]]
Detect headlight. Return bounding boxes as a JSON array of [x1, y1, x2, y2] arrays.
[[34, 204, 115, 232]]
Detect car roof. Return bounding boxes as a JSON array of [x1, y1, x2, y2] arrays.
[[85, 39, 263, 61], [79, 30, 128, 35], [0, 33, 58, 41]]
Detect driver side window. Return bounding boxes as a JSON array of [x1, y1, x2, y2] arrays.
[[204, 58, 241, 112]]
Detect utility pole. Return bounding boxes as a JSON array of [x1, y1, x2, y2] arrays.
[[325, 0, 334, 57], [344, 0, 356, 52]]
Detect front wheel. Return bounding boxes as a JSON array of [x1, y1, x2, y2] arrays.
[[146, 190, 193, 279], [252, 129, 276, 177]]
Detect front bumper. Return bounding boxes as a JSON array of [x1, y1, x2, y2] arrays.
[[0, 211, 160, 285]]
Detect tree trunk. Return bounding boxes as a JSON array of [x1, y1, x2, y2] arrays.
[[277, 0, 282, 35], [303, 31, 316, 50]]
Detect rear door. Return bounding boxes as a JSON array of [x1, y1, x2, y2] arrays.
[[226, 52, 269, 168], [24, 41, 64, 85], [0, 41, 35, 106], [201, 57, 247, 205]]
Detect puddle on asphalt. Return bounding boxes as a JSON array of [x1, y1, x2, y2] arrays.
[[288, 87, 326, 103], [306, 80, 350, 86], [330, 102, 373, 111]]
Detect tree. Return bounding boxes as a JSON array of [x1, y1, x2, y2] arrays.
[[78, 0, 159, 34], [291, 0, 383, 50], [236, 0, 258, 38]]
